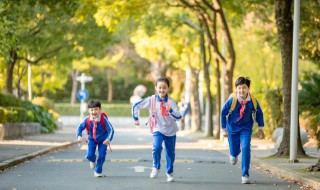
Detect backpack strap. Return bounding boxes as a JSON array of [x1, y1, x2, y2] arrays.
[[100, 113, 108, 133], [85, 113, 108, 135], [229, 93, 237, 112], [151, 95, 156, 114], [85, 117, 91, 134], [250, 93, 257, 111]]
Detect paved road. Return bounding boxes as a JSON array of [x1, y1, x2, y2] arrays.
[[0, 117, 306, 190]]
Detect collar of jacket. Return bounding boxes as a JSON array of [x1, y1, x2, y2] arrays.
[[156, 94, 168, 102]]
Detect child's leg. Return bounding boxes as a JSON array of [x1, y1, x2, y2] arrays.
[[240, 129, 252, 176], [96, 143, 107, 174], [164, 135, 176, 174], [86, 140, 97, 162], [228, 133, 241, 158], [152, 132, 164, 170]]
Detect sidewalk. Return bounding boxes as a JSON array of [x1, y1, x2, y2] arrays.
[[179, 130, 320, 190], [0, 117, 319, 190]]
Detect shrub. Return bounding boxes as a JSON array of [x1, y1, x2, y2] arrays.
[[32, 97, 55, 111], [23, 102, 58, 133], [0, 107, 5, 123], [5, 107, 27, 122], [0, 93, 23, 107], [26, 110, 35, 122]]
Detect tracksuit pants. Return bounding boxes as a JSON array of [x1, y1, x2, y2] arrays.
[[86, 140, 107, 174], [228, 128, 252, 177], [152, 131, 176, 174]]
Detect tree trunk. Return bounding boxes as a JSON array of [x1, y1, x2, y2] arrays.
[[199, 27, 213, 137], [213, 0, 236, 96], [306, 157, 320, 172], [274, 0, 305, 156], [70, 69, 80, 105], [213, 57, 221, 139], [5, 50, 17, 94], [107, 69, 113, 102], [190, 69, 201, 132]]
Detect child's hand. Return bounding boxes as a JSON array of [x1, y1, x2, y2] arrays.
[[103, 139, 110, 145], [257, 129, 265, 139], [166, 106, 171, 112], [222, 130, 228, 137], [77, 136, 82, 142], [134, 120, 140, 126]]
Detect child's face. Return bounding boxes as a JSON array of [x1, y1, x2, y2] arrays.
[[88, 107, 101, 119], [155, 81, 169, 99], [236, 84, 249, 99]]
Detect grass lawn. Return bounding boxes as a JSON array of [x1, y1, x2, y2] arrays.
[[55, 102, 149, 117]]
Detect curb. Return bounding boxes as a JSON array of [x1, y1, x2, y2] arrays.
[[251, 158, 320, 190], [0, 141, 78, 171]]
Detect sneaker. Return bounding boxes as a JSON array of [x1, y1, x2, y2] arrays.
[[90, 162, 96, 169], [94, 172, 103, 177], [241, 175, 250, 184], [166, 173, 174, 182], [150, 168, 160, 178], [230, 156, 238, 165]]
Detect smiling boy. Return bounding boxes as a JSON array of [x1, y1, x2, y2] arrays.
[[77, 100, 114, 177], [220, 76, 265, 184]]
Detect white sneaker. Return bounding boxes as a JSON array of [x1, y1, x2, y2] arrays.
[[150, 168, 159, 178], [241, 175, 250, 184], [94, 172, 103, 177], [166, 173, 174, 182], [90, 161, 96, 169], [230, 156, 238, 165]]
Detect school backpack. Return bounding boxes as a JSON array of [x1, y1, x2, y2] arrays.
[[85, 112, 108, 134], [227, 92, 257, 122], [147, 95, 171, 133]]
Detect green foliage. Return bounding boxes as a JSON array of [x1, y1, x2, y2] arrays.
[[299, 73, 320, 147], [32, 97, 55, 111], [0, 107, 5, 123], [0, 93, 23, 107], [0, 106, 27, 123], [55, 102, 149, 117], [23, 102, 58, 133], [0, 93, 58, 133]]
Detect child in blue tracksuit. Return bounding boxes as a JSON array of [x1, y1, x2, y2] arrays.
[[132, 77, 182, 182], [220, 76, 264, 184], [77, 100, 114, 177]]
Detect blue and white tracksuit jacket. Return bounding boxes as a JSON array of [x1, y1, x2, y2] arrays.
[[77, 114, 114, 174], [132, 94, 182, 136], [132, 94, 182, 174], [220, 94, 264, 177]]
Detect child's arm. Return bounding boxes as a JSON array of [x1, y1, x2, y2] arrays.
[[168, 99, 182, 121], [76, 119, 87, 142], [255, 101, 264, 128], [255, 100, 265, 139], [220, 98, 232, 132], [104, 117, 115, 142], [132, 96, 151, 123]]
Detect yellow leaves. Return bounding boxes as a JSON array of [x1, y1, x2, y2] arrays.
[[36, 13, 45, 20], [72, 50, 124, 70], [131, 27, 178, 62]]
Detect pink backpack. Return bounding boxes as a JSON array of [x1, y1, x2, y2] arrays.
[[147, 95, 171, 133]]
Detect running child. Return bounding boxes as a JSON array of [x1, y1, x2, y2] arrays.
[[77, 100, 114, 177], [220, 76, 265, 184], [132, 76, 182, 182]]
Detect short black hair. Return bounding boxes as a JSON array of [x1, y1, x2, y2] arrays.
[[87, 100, 101, 108], [235, 76, 251, 88], [155, 76, 170, 87]]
